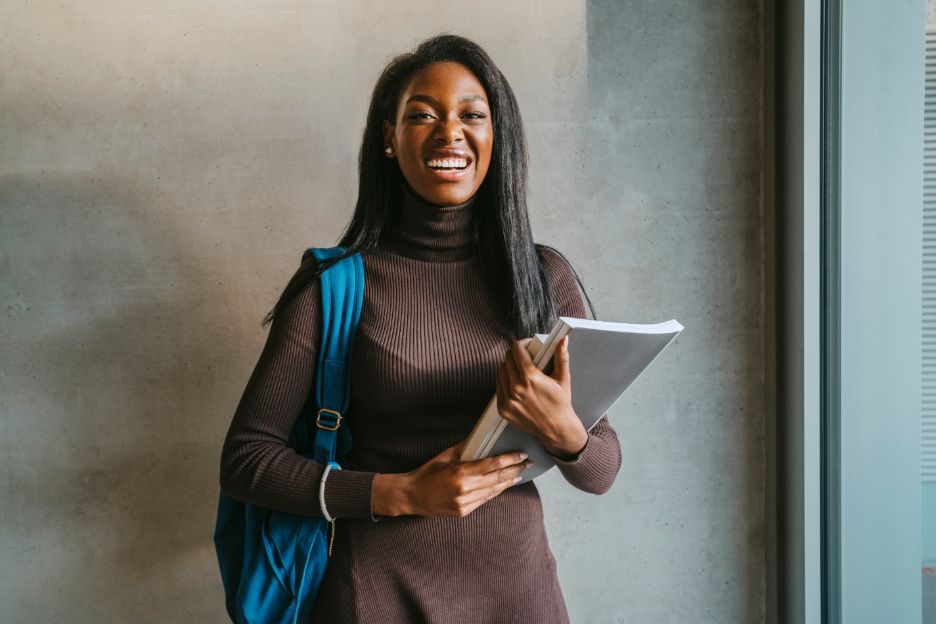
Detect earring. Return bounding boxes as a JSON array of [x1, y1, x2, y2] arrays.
[[384, 147, 393, 156]]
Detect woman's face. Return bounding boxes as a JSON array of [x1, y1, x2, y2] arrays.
[[383, 61, 494, 206]]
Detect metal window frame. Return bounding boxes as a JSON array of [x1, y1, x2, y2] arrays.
[[818, 0, 841, 621], [770, 0, 924, 622], [768, 0, 822, 621]]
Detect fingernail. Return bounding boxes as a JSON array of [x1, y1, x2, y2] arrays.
[[514, 476, 523, 484], [519, 453, 529, 461]]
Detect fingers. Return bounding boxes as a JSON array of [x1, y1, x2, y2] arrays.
[[512, 338, 536, 369], [471, 458, 533, 492], [503, 339, 559, 404], [499, 348, 529, 420], [550, 335, 571, 385], [424, 450, 532, 518], [483, 449, 529, 472], [458, 474, 525, 514], [503, 345, 522, 386], [454, 450, 530, 489], [495, 367, 509, 411], [504, 339, 537, 383]]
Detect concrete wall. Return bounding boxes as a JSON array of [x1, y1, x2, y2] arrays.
[[0, 1, 764, 622]]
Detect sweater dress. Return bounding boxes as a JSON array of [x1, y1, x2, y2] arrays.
[[219, 184, 623, 623]]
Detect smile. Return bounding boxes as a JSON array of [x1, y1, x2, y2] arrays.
[[424, 156, 472, 181], [425, 157, 470, 170]]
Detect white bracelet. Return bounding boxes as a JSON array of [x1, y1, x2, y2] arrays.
[[319, 463, 338, 522]]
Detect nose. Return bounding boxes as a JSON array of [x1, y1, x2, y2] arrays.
[[433, 116, 463, 145]]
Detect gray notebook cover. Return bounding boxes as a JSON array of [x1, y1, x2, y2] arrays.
[[495, 319, 682, 483]]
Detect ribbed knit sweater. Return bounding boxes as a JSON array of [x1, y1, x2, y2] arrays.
[[219, 184, 623, 623]]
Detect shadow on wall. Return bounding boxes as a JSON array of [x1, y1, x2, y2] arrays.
[[2, 172, 233, 622]]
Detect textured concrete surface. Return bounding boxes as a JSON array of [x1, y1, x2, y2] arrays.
[[534, 3, 764, 623], [0, 1, 763, 622]]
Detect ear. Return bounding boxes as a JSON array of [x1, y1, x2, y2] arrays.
[[382, 120, 395, 157]]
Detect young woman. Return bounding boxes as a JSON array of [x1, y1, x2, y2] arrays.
[[220, 34, 622, 623]]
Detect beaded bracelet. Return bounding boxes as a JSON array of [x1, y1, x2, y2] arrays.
[[319, 462, 340, 522]]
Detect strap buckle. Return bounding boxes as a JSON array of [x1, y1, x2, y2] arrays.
[[316, 408, 342, 431]]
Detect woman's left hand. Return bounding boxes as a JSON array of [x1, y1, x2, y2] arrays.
[[495, 335, 588, 460]]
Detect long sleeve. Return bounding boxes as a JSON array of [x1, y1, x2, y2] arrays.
[[219, 272, 379, 521], [537, 246, 623, 494]]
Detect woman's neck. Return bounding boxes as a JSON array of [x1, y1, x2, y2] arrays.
[[384, 183, 479, 262]]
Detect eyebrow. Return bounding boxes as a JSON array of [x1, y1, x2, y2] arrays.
[[405, 94, 488, 105]]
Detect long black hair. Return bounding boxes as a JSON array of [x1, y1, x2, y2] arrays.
[[263, 33, 595, 336]]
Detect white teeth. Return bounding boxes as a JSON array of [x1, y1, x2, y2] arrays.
[[427, 157, 468, 169]]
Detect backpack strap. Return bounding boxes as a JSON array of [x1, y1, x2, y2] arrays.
[[304, 247, 364, 465]]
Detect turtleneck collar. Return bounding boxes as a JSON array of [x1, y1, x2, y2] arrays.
[[385, 183, 479, 262]]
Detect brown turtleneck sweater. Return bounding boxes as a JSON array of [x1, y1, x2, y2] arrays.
[[219, 184, 622, 623]]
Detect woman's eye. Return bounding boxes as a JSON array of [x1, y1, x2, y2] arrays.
[[407, 111, 487, 121]]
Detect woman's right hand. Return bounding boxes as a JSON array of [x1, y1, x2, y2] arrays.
[[372, 441, 533, 518]]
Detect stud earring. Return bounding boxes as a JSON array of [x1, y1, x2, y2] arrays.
[[384, 147, 393, 155]]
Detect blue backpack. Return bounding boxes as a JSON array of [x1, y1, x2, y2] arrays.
[[213, 247, 364, 624]]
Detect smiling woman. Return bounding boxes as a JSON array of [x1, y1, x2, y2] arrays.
[[218, 34, 621, 623]]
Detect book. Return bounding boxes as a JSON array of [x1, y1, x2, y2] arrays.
[[458, 316, 684, 483]]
